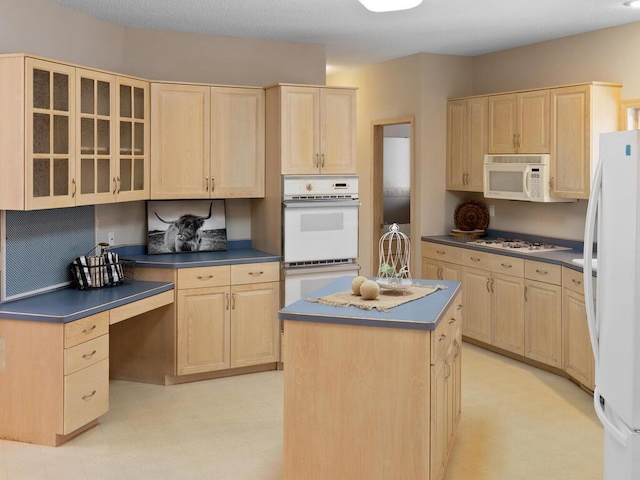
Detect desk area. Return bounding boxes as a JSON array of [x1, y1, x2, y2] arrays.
[[0, 282, 175, 446]]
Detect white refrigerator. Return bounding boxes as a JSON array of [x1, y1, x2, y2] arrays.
[[584, 130, 640, 479]]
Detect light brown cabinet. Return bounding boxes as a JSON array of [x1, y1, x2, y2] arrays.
[[430, 295, 462, 480], [524, 261, 562, 368], [562, 267, 595, 390], [0, 54, 150, 210], [446, 96, 488, 191], [268, 84, 356, 175], [173, 262, 280, 376], [549, 83, 621, 199], [489, 90, 550, 154], [151, 83, 265, 199]]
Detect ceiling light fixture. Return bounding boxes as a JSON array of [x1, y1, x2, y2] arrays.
[[623, 0, 640, 7], [358, 0, 423, 13]]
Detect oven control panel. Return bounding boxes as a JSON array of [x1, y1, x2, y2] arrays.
[[283, 175, 359, 199]]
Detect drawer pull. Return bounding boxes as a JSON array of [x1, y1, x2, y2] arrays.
[[438, 334, 447, 342], [82, 350, 97, 359], [445, 361, 451, 379], [470, 257, 480, 262], [536, 269, 548, 275], [457, 304, 463, 310], [196, 275, 214, 280], [82, 325, 96, 334], [436, 250, 445, 255], [248, 271, 264, 276], [226, 293, 230, 311], [572, 278, 582, 285], [448, 317, 457, 325], [232, 293, 236, 310], [82, 390, 97, 401], [501, 263, 512, 268]]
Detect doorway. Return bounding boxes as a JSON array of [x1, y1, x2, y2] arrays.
[[372, 116, 414, 275]]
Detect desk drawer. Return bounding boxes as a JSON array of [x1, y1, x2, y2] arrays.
[[422, 242, 462, 264], [178, 265, 230, 290], [64, 334, 109, 375], [63, 358, 109, 434], [64, 312, 109, 348], [231, 262, 280, 285], [490, 254, 524, 277], [525, 260, 561, 285]]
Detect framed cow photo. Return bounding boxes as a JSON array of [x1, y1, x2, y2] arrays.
[[146, 200, 228, 254]]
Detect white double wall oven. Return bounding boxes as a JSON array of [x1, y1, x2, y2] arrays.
[[282, 175, 360, 306]]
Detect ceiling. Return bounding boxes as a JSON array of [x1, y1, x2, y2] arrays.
[[53, 0, 640, 74]]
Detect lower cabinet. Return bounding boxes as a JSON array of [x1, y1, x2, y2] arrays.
[[423, 257, 461, 281], [430, 294, 462, 480], [524, 279, 562, 368], [562, 268, 595, 390], [174, 262, 280, 376]]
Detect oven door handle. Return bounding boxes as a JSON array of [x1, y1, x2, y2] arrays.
[[283, 200, 360, 208]]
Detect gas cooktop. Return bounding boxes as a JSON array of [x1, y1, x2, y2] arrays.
[[466, 238, 571, 253]]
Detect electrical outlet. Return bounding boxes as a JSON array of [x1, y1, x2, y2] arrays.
[[489, 205, 496, 217], [108, 231, 115, 246]]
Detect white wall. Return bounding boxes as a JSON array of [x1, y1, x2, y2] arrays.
[[2, 0, 327, 246]]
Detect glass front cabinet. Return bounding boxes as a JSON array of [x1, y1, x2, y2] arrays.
[[0, 54, 149, 210]]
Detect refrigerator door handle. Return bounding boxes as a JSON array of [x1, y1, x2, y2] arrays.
[[594, 388, 630, 448], [583, 156, 602, 365]]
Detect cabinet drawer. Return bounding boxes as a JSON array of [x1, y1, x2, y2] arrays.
[[178, 265, 230, 290], [460, 249, 492, 270], [231, 262, 280, 285], [490, 254, 524, 277], [64, 334, 109, 375], [525, 260, 561, 285], [422, 242, 462, 264], [563, 267, 585, 295], [64, 312, 109, 348], [63, 358, 109, 434]]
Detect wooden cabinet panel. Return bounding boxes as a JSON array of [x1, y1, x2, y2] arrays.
[[525, 260, 561, 285], [461, 266, 492, 343], [177, 265, 230, 290], [430, 351, 449, 480], [517, 90, 550, 153], [151, 83, 210, 198], [230, 282, 280, 367], [64, 333, 109, 375], [490, 254, 524, 277], [320, 88, 356, 174], [63, 358, 109, 434], [231, 262, 280, 285], [460, 249, 492, 270], [210, 87, 265, 198], [492, 272, 525, 355], [562, 288, 594, 390], [524, 279, 562, 367], [279, 85, 356, 175], [489, 94, 517, 153], [64, 311, 109, 348], [446, 97, 487, 192], [177, 286, 231, 375], [422, 257, 460, 281], [562, 267, 585, 295], [422, 242, 462, 264]]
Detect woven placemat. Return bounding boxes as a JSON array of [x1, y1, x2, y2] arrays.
[[306, 284, 446, 312]]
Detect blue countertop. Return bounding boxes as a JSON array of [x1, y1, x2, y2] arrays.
[[421, 232, 590, 272], [279, 276, 461, 331], [0, 281, 174, 323], [117, 248, 280, 269]]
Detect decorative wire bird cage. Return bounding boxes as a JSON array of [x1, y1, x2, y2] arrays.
[[376, 223, 412, 290]]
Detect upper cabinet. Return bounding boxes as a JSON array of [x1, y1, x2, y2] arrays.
[[151, 83, 265, 199], [488, 90, 550, 154], [549, 83, 621, 199], [446, 96, 488, 192], [0, 54, 150, 210], [269, 85, 356, 175]]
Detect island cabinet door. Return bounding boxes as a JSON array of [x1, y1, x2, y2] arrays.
[[176, 287, 230, 375], [431, 349, 450, 480]]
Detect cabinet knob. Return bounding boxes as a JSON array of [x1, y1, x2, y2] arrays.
[[321, 153, 325, 168], [306, 183, 313, 192], [501, 263, 512, 268], [536, 269, 548, 275], [82, 350, 97, 359], [572, 278, 582, 286], [205, 177, 209, 191], [82, 390, 97, 401], [438, 334, 447, 342], [232, 293, 236, 310], [82, 324, 96, 334], [72, 179, 77, 198], [226, 293, 230, 310], [470, 257, 480, 262], [116, 176, 121, 194], [113, 177, 117, 194]]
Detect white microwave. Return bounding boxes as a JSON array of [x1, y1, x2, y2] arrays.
[[483, 154, 575, 203]]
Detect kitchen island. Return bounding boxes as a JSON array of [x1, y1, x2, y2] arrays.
[[279, 276, 462, 480]]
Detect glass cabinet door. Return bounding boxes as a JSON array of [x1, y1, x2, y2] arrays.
[[116, 77, 149, 202], [76, 69, 115, 205], [26, 58, 76, 209]]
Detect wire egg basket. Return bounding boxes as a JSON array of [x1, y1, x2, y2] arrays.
[[376, 223, 412, 290]]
